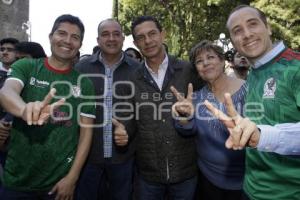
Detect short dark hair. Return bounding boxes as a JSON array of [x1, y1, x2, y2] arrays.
[[0, 37, 19, 46], [50, 14, 85, 42], [131, 16, 162, 39], [15, 41, 47, 58], [125, 47, 143, 61], [189, 40, 224, 71], [227, 5, 268, 29], [225, 48, 236, 62]]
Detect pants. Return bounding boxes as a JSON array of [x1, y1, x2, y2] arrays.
[[197, 171, 249, 200], [0, 187, 55, 200], [137, 176, 197, 200], [75, 158, 134, 200]]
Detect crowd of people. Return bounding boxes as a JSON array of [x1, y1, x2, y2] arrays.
[[0, 4, 299, 200]]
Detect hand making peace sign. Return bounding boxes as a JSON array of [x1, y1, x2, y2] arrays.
[[170, 83, 195, 122], [204, 93, 260, 150], [22, 88, 65, 126]]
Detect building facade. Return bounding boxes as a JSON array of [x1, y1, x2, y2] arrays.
[[0, 0, 29, 41]]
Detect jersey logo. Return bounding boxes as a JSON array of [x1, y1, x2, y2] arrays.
[[67, 156, 74, 163], [71, 85, 81, 97], [29, 77, 50, 88], [263, 77, 276, 99]]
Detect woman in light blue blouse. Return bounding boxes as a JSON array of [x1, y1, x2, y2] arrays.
[[171, 40, 247, 200]]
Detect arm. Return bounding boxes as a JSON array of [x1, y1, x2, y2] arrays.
[[257, 123, 300, 155], [0, 79, 25, 118], [174, 117, 197, 136], [49, 115, 94, 199], [0, 79, 64, 125], [205, 94, 300, 155]]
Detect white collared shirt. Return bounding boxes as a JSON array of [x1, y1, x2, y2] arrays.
[[145, 55, 168, 90], [253, 41, 285, 69]]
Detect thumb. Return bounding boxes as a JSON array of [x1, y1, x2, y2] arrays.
[[112, 118, 125, 129], [48, 184, 58, 195]]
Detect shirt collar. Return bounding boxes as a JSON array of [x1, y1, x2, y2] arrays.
[[99, 52, 124, 71], [253, 41, 285, 69], [145, 54, 168, 74]]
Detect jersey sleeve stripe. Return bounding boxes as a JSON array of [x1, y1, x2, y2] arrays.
[[80, 112, 96, 119], [6, 77, 24, 87]]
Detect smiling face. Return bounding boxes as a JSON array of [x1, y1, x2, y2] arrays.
[[97, 20, 124, 56], [49, 22, 82, 63], [227, 7, 273, 63], [133, 21, 165, 60], [195, 49, 225, 83]]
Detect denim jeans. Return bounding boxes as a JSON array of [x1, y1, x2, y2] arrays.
[[0, 187, 55, 200], [137, 175, 197, 200], [75, 158, 134, 200]]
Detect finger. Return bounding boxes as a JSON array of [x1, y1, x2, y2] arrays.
[[224, 93, 241, 121], [172, 104, 180, 117], [231, 124, 243, 150], [115, 129, 127, 136], [239, 119, 257, 148], [48, 184, 57, 195], [42, 88, 56, 107], [25, 103, 33, 125], [32, 102, 43, 125], [186, 83, 194, 101], [51, 98, 66, 110], [204, 100, 235, 128], [170, 86, 184, 101], [37, 113, 50, 126], [115, 133, 128, 140], [225, 135, 234, 149], [112, 118, 125, 129]]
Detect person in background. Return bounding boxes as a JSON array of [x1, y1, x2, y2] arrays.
[[0, 14, 96, 200], [205, 5, 300, 200], [172, 40, 246, 200], [231, 50, 250, 80], [0, 38, 19, 71], [125, 47, 143, 63], [0, 37, 19, 180], [75, 18, 139, 200], [15, 41, 47, 59]]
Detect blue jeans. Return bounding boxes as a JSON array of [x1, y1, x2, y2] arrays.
[[138, 176, 197, 200], [0, 187, 55, 200], [75, 158, 134, 200]]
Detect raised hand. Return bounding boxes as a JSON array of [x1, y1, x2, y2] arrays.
[[170, 83, 195, 120], [204, 93, 260, 150], [22, 88, 65, 125], [112, 118, 128, 146]]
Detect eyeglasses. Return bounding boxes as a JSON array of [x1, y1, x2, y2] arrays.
[[0, 47, 15, 52]]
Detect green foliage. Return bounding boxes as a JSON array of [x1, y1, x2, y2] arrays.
[[119, 0, 244, 59], [118, 0, 300, 58], [252, 0, 300, 50]]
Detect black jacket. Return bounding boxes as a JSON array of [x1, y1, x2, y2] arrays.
[[75, 52, 140, 164], [125, 55, 202, 183]]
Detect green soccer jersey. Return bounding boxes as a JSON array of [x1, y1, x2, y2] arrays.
[[244, 47, 300, 199], [2, 58, 95, 191]]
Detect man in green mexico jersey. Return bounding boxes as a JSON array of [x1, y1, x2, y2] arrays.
[[205, 5, 300, 200], [0, 14, 96, 200]]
